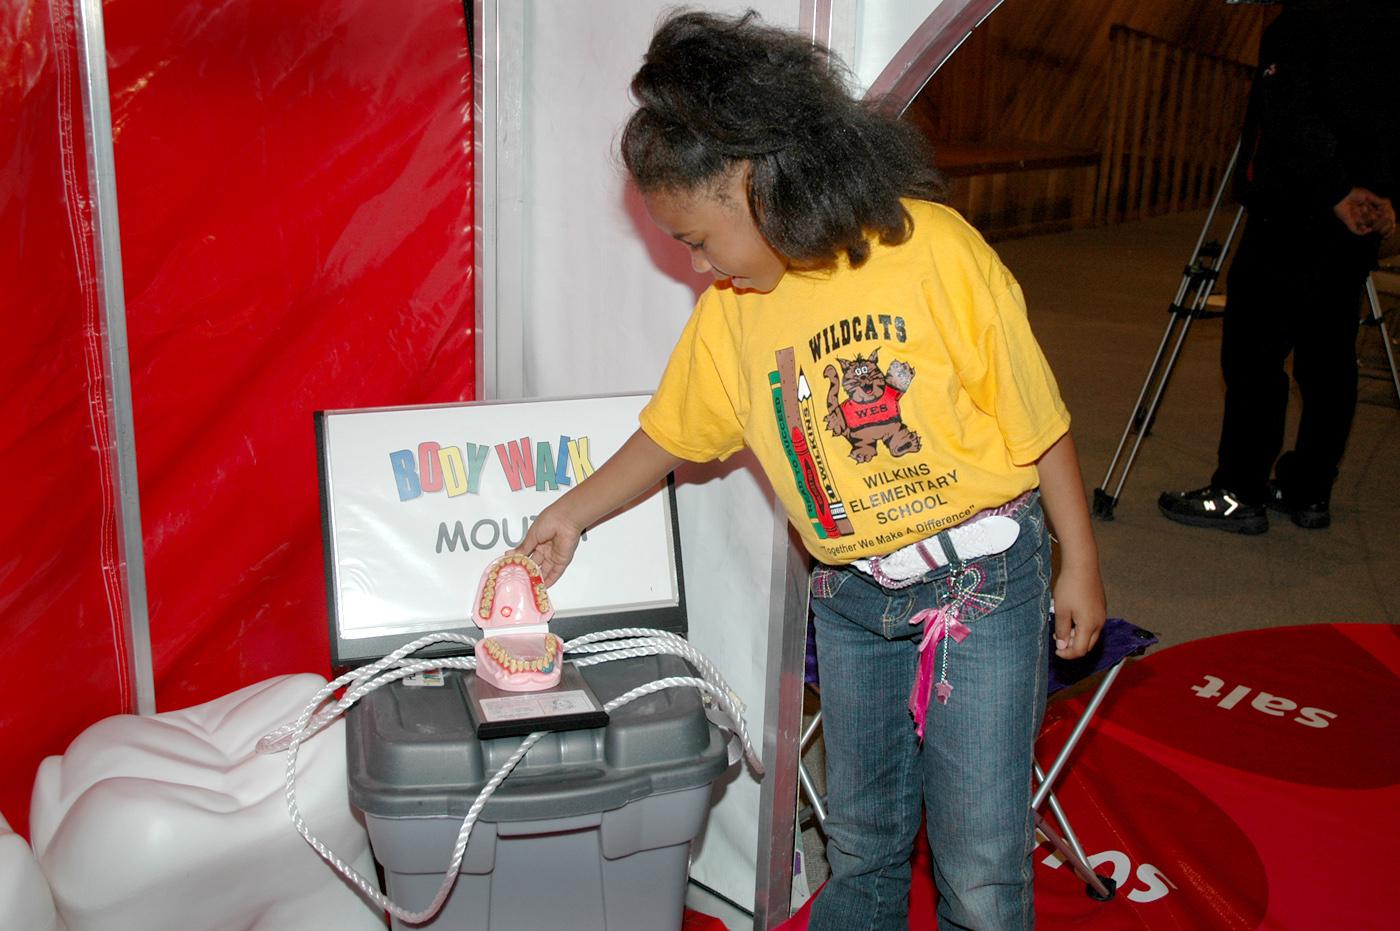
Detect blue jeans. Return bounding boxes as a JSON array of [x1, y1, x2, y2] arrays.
[[808, 495, 1051, 931]]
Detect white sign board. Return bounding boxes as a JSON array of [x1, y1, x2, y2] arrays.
[[317, 394, 679, 664]]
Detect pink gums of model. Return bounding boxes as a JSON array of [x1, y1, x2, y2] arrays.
[[472, 554, 564, 692]]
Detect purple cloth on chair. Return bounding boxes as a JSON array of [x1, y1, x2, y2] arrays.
[[1047, 616, 1157, 696]]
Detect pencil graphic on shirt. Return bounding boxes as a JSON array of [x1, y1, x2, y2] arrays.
[[796, 368, 853, 536], [771, 348, 850, 538]]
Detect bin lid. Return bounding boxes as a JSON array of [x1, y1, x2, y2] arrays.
[[346, 654, 731, 821]]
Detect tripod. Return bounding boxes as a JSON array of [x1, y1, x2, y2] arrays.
[[1362, 273, 1400, 402], [1091, 142, 1400, 521]]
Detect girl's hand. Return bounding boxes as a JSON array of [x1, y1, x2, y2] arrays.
[[1034, 432, 1108, 660], [1052, 564, 1106, 660], [512, 504, 584, 588]]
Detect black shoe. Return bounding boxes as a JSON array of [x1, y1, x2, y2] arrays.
[[1158, 485, 1268, 534], [1265, 480, 1330, 529]]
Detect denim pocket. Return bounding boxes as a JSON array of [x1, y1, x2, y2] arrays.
[[811, 564, 917, 640], [938, 551, 1009, 625], [810, 565, 849, 601]]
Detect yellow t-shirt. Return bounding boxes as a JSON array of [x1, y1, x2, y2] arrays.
[[640, 201, 1070, 564]]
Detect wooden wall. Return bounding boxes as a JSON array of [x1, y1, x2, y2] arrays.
[[904, 0, 1277, 238], [1095, 26, 1255, 225]]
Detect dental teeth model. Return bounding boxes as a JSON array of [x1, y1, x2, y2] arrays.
[[476, 553, 553, 622], [472, 553, 564, 692]]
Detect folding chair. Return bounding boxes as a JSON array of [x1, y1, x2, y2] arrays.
[[797, 616, 1158, 902], [1033, 617, 1158, 899]]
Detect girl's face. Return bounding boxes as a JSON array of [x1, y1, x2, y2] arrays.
[[642, 167, 788, 293]]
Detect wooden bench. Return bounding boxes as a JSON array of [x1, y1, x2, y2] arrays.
[[934, 142, 1100, 241]]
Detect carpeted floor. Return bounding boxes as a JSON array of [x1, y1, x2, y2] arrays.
[[1006, 210, 1400, 645], [792, 209, 1400, 905]]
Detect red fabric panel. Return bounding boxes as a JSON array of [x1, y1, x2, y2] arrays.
[[2, 0, 474, 836], [102, 0, 475, 710], [682, 909, 729, 930], [0, 1, 132, 838]]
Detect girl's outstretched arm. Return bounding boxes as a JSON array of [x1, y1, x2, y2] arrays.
[[513, 428, 684, 586], [1035, 431, 1107, 659]]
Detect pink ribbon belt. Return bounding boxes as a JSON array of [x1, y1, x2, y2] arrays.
[[908, 607, 971, 741]]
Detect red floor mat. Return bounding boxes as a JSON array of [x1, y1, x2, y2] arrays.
[[683, 908, 730, 930], [782, 623, 1400, 930]]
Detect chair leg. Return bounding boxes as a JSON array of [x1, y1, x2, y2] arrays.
[[1033, 662, 1126, 811], [1031, 659, 1129, 902], [1042, 789, 1094, 868], [798, 708, 827, 830], [1035, 813, 1117, 901], [797, 759, 827, 830]]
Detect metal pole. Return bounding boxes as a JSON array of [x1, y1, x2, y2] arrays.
[[472, 0, 525, 401], [862, 0, 1005, 117], [749, 8, 846, 924], [751, 520, 810, 930], [799, 0, 834, 45], [1032, 662, 1125, 811], [74, 0, 156, 715]]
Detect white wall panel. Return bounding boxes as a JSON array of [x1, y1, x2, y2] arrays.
[[504, 0, 806, 916], [855, 1, 944, 92]]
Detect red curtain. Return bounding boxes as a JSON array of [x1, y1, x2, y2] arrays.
[[0, 0, 130, 840], [1, 0, 474, 836]]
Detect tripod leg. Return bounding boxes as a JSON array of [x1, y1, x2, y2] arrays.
[[1093, 147, 1244, 520], [1365, 274, 1400, 408], [1095, 311, 1186, 519], [1098, 204, 1246, 514]]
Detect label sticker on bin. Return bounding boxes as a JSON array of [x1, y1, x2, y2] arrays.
[[479, 690, 596, 722]]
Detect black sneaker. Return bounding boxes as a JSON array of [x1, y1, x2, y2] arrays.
[[1265, 481, 1330, 529], [1158, 485, 1268, 534]]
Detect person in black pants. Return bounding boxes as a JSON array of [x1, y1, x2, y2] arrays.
[[1160, 0, 1398, 534]]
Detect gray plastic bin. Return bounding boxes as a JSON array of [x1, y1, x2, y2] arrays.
[[347, 653, 732, 931]]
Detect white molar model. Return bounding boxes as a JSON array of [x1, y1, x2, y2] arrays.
[[27, 674, 384, 931], [0, 810, 66, 931]]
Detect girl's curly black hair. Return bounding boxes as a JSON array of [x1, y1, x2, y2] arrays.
[[621, 9, 947, 270]]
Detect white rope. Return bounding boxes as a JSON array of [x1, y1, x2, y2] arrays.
[[259, 629, 762, 925]]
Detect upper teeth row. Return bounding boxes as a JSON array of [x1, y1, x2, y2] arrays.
[[477, 554, 552, 620]]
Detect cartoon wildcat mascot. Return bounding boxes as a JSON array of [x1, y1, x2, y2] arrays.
[[823, 349, 921, 463]]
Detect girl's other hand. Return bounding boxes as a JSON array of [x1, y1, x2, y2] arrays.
[[1052, 566, 1106, 660]]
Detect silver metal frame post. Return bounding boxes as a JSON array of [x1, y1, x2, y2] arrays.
[[752, 519, 811, 930], [472, 0, 525, 401], [750, 7, 844, 926], [74, 0, 156, 715], [863, 0, 1005, 117], [752, 17, 831, 926], [751, 3, 1007, 925]]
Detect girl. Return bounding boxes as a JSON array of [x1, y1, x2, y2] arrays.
[[515, 11, 1106, 930]]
